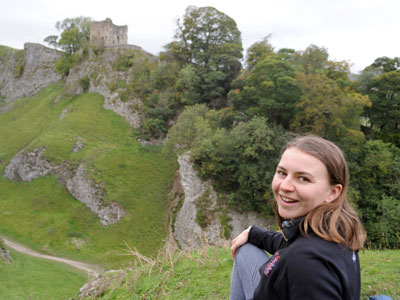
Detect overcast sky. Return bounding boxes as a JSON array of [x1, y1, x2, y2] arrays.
[[1, 0, 399, 73]]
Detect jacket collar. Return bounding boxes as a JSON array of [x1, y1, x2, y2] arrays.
[[281, 217, 304, 242]]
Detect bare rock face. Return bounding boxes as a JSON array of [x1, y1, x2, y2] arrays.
[[173, 154, 207, 249], [65, 47, 143, 129], [66, 164, 124, 225], [4, 148, 124, 225], [4, 147, 53, 181], [0, 43, 62, 106], [173, 153, 271, 250]]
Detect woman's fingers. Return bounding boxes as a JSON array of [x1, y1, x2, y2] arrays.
[[231, 229, 249, 259]]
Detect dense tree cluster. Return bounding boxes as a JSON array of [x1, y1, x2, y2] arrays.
[[47, 8, 400, 248]]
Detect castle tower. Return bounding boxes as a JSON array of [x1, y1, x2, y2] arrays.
[[90, 18, 128, 47]]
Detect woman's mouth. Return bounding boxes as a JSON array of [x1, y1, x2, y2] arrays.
[[280, 195, 299, 204]]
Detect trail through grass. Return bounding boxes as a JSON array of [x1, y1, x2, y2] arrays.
[[0, 249, 87, 300]]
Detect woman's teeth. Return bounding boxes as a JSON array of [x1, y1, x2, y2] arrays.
[[282, 196, 297, 203]]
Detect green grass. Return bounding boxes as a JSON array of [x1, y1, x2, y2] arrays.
[[84, 247, 399, 300], [0, 249, 87, 300], [360, 249, 400, 299], [0, 83, 177, 269]]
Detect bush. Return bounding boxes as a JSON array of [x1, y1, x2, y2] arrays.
[[79, 76, 90, 91], [55, 54, 73, 76]]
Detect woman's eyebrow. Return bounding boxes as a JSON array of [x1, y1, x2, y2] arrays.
[[296, 171, 314, 178], [277, 165, 314, 178]]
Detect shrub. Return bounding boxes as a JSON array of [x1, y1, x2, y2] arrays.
[[79, 76, 90, 91], [55, 54, 73, 76]]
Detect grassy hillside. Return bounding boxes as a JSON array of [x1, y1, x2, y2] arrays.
[[0, 82, 177, 269], [77, 246, 400, 300], [0, 248, 87, 300]]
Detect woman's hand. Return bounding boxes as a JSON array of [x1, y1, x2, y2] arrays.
[[231, 227, 250, 260]]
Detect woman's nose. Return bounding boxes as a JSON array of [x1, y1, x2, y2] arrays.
[[280, 176, 295, 192]]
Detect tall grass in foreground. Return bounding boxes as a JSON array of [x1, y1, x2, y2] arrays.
[[0, 249, 88, 300], [76, 246, 400, 300]]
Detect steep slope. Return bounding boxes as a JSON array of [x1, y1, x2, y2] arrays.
[[0, 82, 177, 269]]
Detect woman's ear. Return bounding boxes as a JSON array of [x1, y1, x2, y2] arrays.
[[326, 184, 343, 203]]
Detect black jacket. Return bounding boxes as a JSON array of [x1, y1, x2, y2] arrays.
[[248, 218, 361, 300]]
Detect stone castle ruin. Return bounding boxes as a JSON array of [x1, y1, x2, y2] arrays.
[[90, 18, 128, 47]]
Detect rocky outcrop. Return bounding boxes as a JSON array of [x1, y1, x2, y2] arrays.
[[4, 147, 53, 181], [174, 154, 209, 249], [0, 43, 62, 107], [4, 148, 124, 225], [66, 164, 124, 225], [65, 47, 145, 129], [173, 154, 272, 250]]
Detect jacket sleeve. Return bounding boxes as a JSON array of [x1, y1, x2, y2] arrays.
[[248, 225, 285, 253], [285, 243, 344, 300]]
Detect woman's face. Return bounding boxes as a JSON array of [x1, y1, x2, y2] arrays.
[[272, 147, 342, 220]]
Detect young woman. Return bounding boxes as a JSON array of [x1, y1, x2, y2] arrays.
[[230, 135, 366, 300]]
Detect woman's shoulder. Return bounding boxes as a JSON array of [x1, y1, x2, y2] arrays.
[[283, 234, 352, 278], [289, 231, 350, 259]]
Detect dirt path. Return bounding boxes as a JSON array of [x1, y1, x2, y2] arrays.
[[1, 236, 103, 277]]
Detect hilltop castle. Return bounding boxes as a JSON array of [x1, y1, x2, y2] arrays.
[[90, 18, 128, 47]]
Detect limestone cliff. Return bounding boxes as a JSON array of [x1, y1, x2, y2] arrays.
[[173, 154, 272, 250], [0, 43, 62, 110]]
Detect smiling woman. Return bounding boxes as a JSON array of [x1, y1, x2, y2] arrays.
[[272, 147, 343, 220], [229, 135, 367, 300]]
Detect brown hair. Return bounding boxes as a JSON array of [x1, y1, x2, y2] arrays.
[[274, 135, 366, 251]]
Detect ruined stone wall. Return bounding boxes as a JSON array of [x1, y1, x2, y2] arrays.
[[90, 18, 128, 47]]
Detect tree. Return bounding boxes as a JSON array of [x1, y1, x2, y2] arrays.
[[55, 16, 92, 54], [290, 72, 370, 143], [229, 56, 300, 128], [295, 44, 329, 74], [56, 16, 91, 42], [246, 35, 274, 70], [165, 6, 243, 106], [175, 64, 201, 104], [58, 27, 82, 54], [43, 35, 58, 50], [351, 140, 400, 248], [358, 57, 400, 145], [365, 71, 400, 144], [369, 56, 400, 73]]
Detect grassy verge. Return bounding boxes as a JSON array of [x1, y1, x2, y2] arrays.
[[0, 249, 87, 300], [81, 247, 399, 300], [360, 249, 400, 298], [0, 83, 177, 269]]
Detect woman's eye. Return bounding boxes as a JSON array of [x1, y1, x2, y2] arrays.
[[299, 176, 310, 182], [277, 170, 286, 176]]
